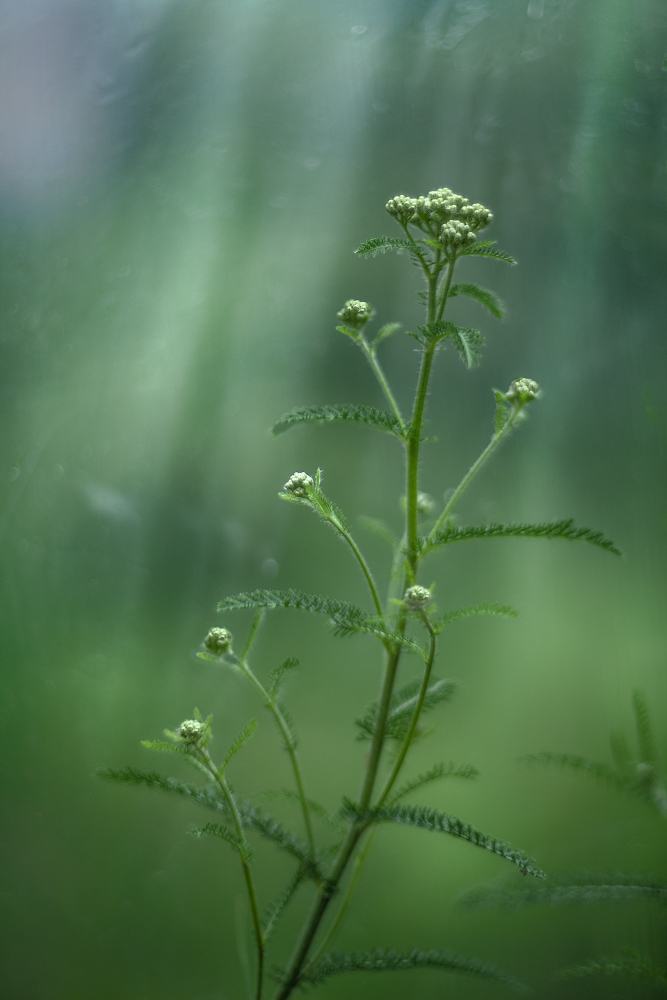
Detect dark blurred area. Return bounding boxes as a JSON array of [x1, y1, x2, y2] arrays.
[[1, 1, 666, 998]]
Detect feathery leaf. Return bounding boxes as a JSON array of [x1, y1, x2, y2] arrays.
[[223, 719, 257, 769], [449, 282, 505, 319], [295, 947, 528, 993], [423, 519, 621, 556], [521, 752, 628, 790], [268, 657, 299, 699], [272, 404, 404, 439], [355, 236, 427, 259], [389, 762, 479, 804], [459, 242, 516, 264], [633, 688, 656, 765], [344, 801, 545, 878], [433, 603, 517, 632], [263, 865, 307, 943], [372, 322, 402, 348], [461, 875, 667, 910], [218, 589, 364, 623], [610, 730, 634, 778], [355, 679, 456, 742], [191, 821, 251, 859], [451, 326, 484, 369], [556, 949, 667, 987]]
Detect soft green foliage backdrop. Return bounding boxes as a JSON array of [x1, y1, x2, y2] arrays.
[[1, 1, 666, 997]]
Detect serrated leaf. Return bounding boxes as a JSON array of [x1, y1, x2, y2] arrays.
[[344, 801, 545, 877], [296, 947, 528, 993], [262, 865, 307, 943], [389, 762, 478, 804], [632, 688, 656, 764], [433, 603, 517, 633], [461, 875, 667, 911], [223, 718, 257, 769], [556, 949, 667, 987], [272, 404, 404, 438], [191, 821, 251, 859], [459, 242, 516, 264], [355, 679, 454, 742], [268, 657, 299, 699], [449, 282, 505, 319], [451, 326, 484, 368], [354, 236, 426, 259], [423, 519, 621, 556], [372, 322, 402, 348], [521, 753, 628, 790]]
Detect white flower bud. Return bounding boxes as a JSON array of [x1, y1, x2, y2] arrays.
[[177, 719, 206, 744], [337, 299, 373, 329], [385, 195, 417, 223], [403, 585, 432, 610], [506, 378, 540, 405], [417, 492, 434, 515], [283, 472, 314, 498], [203, 627, 232, 656], [440, 220, 476, 248]]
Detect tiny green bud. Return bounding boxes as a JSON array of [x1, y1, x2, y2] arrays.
[[203, 627, 232, 657], [337, 299, 373, 330], [177, 719, 206, 744], [506, 378, 540, 405], [403, 584, 432, 610], [417, 492, 434, 515], [283, 472, 314, 497]]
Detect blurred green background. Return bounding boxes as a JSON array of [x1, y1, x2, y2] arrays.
[[1, 1, 666, 997]]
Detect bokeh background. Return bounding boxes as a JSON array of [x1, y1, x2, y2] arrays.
[[1, 1, 666, 998]]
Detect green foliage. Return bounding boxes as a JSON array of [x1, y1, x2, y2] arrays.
[[449, 282, 505, 319], [556, 949, 667, 988], [268, 657, 299, 700], [354, 236, 425, 259], [633, 688, 656, 764], [223, 719, 257, 770], [389, 761, 479, 803], [433, 602, 517, 632], [355, 678, 456, 742], [461, 874, 667, 910], [372, 321, 402, 348], [344, 801, 546, 878], [451, 326, 484, 368], [521, 752, 630, 791], [422, 519, 621, 556], [296, 947, 528, 993], [218, 588, 365, 623], [357, 515, 399, 550], [459, 241, 517, 264], [191, 821, 251, 860], [262, 866, 307, 943], [272, 404, 404, 439]]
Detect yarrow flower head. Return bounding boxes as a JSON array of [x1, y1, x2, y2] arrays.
[[337, 299, 373, 330], [506, 378, 540, 406], [177, 719, 206, 745], [283, 472, 314, 498], [385, 194, 417, 224], [203, 627, 232, 657], [403, 585, 432, 611], [441, 220, 476, 248]]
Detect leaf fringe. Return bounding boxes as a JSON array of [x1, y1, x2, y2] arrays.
[[389, 762, 478, 803], [423, 519, 620, 556], [449, 282, 505, 319], [355, 236, 427, 259], [272, 404, 404, 439]]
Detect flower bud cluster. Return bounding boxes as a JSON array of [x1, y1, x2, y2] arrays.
[[506, 378, 540, 405], [386, 186, 493, 237], [416, 491, 434, 515], [283, 472, 314, 498], [440, 220, 476, 248], [337, 299, 373, 329], [177, 719, 206, 745], [203, 627, 232, 656], [403, 584, 432, 610]]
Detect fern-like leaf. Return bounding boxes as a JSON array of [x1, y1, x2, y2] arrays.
[[355, 679, 456, 742], [355, 236, 426, 259], [272, 404, 404, 439], [344, 801, 545, 878], [449, 282, 505, 319], [433, 603, 517, 632], [459, 242, 516, 264], [556, 949, 667, 988], [223, 718, 257, 769], [451, 326, 484, 368], [268, 657, 299, 699], [218, 589, 364, 623], [191, 821, 251, 860], [521, 752, 628, 790], [262, 865, 307, 943], [461, 875, 667, 910], [295, 947, 528, 993], [389, 762, 478, 803], [633, 688, 656, 765], [423, 519, 620, 556], [372, 322, 402, 348]]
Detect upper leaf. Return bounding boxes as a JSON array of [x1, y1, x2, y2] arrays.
[[449, 282, 505, 319], [344, 801, 545, 878], [389, 762, 478, 804], [423, 520, 621, 557], [433, 603, 517, 633], [218, 589, 365, 621], [459, 242, 516, 264], [355, 236, 427, 259], [272, 404, 404, 439], [451, 327, 484, 368], [297, 947, 528, 993], [461, 874, 667, 911]]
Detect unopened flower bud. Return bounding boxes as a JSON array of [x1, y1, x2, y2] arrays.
[[203, 627, 232, 656], [283, 472, 314, 498], [177, 719, 206, 744], [506, 378, 540, 405], [386, 195, 417, 224], [441, 220, 476, 247], [403, 585, 432, 610], [337, 299, 373, 329], [417, 492, 434, 515]]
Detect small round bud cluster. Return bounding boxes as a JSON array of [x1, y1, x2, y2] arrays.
[[203, 627, 232, 656], [416, 492, 434, 515], [403, 585, 432, 610], [337, 299, 373, 329], [385, 195, 417, 224], [461, 202, 493, 230], [440, 220, 476, 248], [177, 719, 206, 744], [283, 472, 314, 498], [506, 378, 540, 405]]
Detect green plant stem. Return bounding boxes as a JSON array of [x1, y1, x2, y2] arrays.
[[428, 406, 522, 542], [332, 519, 385, 622], [376, 620, 437, 807], [406, 341, 436, 569], [436, 254, 456, 321], [201, 750, 264, 1000], [359, 340, 406, 433]]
